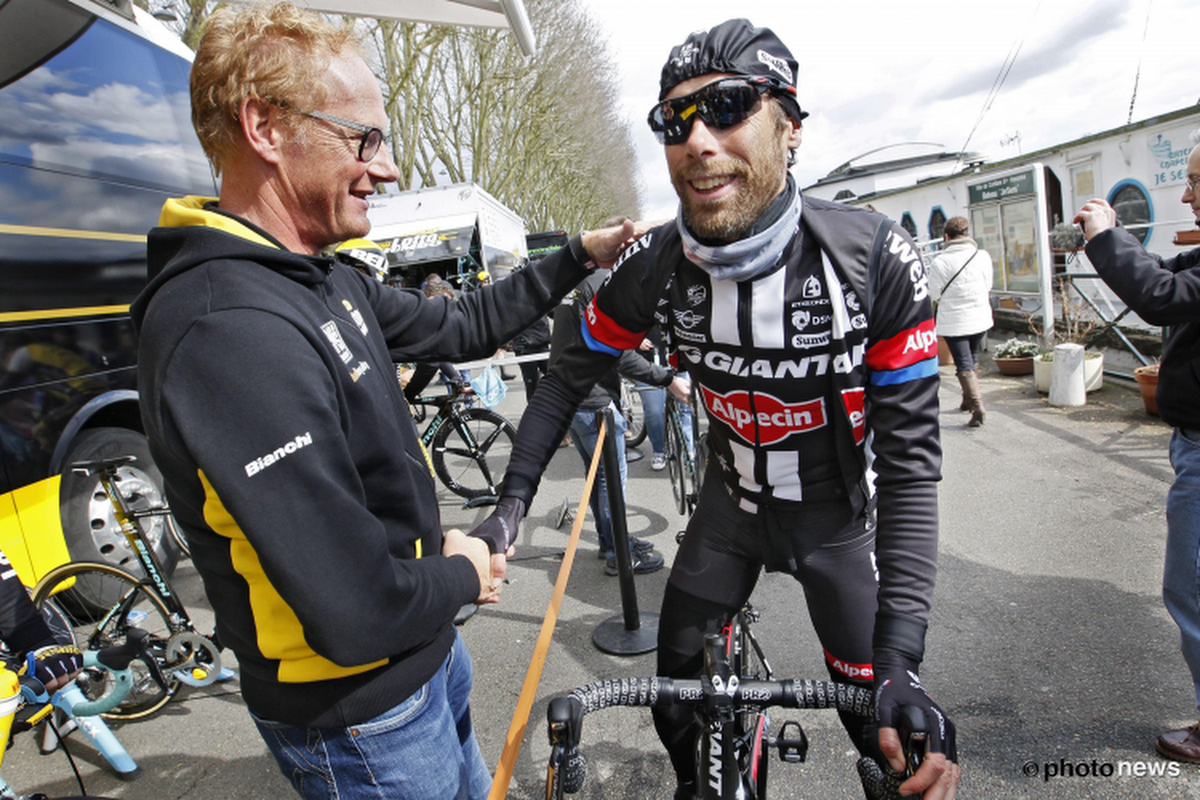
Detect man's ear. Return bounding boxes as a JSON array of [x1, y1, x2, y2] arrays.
[[787, 120, 803, 150], [239, 96, 285, 165]]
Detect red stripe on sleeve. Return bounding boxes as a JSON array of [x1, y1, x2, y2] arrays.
[[585, 298, 645, 351], [865, 319, 938, 371]]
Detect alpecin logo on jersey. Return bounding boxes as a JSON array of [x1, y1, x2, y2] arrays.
[[841, 388, 866, 445], [701, 388, 826, 446]]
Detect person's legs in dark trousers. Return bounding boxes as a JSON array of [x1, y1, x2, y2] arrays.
[[518, 357, 547, 399], [946, 333, 985, 426], [654, 476, 881, 797]]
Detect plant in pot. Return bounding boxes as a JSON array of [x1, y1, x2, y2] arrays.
[[1027, 278, 1106, 393], [992, 338, 1039, 375], [1134, 363, 1159, 415]]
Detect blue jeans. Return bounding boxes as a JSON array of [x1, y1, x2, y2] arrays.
[[253, 632, 491, 800], [1164, 428, 1200, 712], [638, 378, 695, 457], [637, 382, 667, 455], [944, 333, 985, 374], [570, 402, 627, 559]]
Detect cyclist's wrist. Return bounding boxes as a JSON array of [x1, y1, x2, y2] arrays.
[[872, 611, 926, 665], [469, 496, 526, 554], [499, 474, 536, 509]]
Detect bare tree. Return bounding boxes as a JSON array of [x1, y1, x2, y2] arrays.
[[366, 0, 644, 231]]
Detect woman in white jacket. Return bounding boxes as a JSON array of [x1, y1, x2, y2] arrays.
[[929, 216, 993, 426]]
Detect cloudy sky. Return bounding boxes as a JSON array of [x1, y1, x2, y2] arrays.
[[576, 0, 1199, 220]]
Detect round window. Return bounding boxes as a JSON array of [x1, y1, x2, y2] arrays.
[[1108, 181, 1152, 245]]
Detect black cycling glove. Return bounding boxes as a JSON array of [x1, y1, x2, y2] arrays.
[[872, 649, 957, 762], [25, 643, 84, 690], [469, 496, 526, 554]]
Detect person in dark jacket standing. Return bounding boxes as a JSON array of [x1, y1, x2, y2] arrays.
[[473, 19, 958, 800], [1075, 139, 1200, 763], [130, 4, 636, 799]]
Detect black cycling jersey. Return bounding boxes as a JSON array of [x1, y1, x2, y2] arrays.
[[503, 196, 942, 627]]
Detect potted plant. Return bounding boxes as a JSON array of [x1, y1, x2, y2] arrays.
[[1134, 364, 1159, 415], [993, 338, 1038, 375]]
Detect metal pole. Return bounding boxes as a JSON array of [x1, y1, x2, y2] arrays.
[[592, 405, 658, 655]]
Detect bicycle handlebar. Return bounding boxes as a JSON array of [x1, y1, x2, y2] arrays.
[[547, 676, 921, 800], [21, 628, 148, 718], [562, 676, 874, 718]]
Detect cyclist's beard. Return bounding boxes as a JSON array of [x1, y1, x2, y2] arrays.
[[673, 155, 787, 244]]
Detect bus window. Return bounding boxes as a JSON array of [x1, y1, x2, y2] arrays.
[[0, 0, 215, 583]]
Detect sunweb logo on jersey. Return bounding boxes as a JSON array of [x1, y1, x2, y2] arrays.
[[701, 388, 826, 446]]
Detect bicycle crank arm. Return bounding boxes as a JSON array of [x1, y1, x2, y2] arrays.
[[165, 631, 225, 687]]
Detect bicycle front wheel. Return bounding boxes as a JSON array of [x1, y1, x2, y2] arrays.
[[621, 380, 646, 447], [32, 562, 178, 719], [432, 408, 517, 499]]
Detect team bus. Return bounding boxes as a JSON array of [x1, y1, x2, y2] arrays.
[[0, 0, 217, 586]]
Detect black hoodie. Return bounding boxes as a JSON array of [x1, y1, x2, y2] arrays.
[[132, 197, 590, 727]]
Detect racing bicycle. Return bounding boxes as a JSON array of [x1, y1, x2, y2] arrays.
[[30, 457, 232, 720], [410, 383, 517, 501], [545, 605, 925, 800]]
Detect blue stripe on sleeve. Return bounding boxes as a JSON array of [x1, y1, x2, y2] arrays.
[[869, 357, 940, 386], [580, 317, 621, 356]]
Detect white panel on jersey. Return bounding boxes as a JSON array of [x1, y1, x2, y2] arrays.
[[751, 267, 787, 349], [709, 276, 740, 345], [728, 439, 759, 495], [766, 449, 803, 501]]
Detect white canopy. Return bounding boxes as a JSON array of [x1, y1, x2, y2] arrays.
[[284, 0, 536, 55]]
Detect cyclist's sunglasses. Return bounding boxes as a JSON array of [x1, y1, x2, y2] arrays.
[[647, 77, 779, 146]]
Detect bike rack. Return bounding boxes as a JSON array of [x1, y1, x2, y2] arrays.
[[591, 406, 659, 656]]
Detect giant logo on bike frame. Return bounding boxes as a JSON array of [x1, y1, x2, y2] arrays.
[[701, 387, 826, 446]]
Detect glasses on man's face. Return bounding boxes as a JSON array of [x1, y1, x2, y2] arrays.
[[299, 108, 389, 162], [647, 78, 775, 146], [1186, 175, 1200, 193]]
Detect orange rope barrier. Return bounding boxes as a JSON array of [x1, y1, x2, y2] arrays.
[[487, 419, 606, 800]]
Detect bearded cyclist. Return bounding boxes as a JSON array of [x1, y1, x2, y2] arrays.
[[471, 19, 958, 799]]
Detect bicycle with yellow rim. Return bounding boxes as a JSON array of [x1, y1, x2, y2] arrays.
[[30, 457, 234, 720]]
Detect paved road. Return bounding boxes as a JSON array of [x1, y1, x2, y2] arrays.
[[14, 359, 1195, 799]]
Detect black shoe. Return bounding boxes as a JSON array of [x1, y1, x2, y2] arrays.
[[604, 550, 664, 576], [598, 538, 653, 559], [630, 536, 654, 554]]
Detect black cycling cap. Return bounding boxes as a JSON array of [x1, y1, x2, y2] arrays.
[[658, 18, 808, 124]]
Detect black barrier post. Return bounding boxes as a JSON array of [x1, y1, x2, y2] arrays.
[[592, 406, 658, 655]]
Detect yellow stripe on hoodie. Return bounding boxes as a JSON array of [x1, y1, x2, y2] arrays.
[[198, 470, 386, 682]]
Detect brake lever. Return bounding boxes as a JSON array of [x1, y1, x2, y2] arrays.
[[896, 704, 927, 778]]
